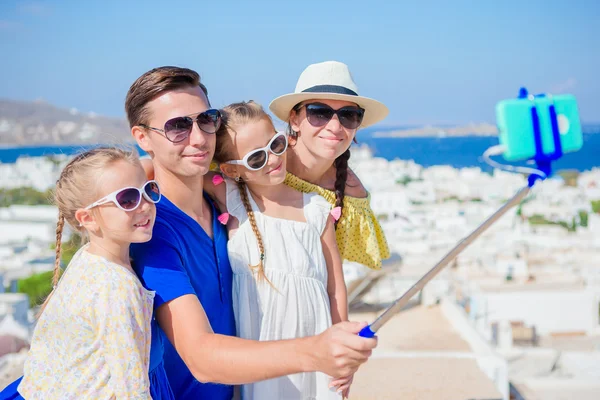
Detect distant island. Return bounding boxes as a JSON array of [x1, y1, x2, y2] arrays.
[[371, 123, 499, 138], [0, 99, 130, 146], [371, 122, 600, 138], [0, 99, 598, 146]]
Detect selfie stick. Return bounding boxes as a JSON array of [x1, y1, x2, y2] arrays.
[[359, 88, 565, 338]]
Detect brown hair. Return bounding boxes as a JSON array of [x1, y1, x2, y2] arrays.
[[125, 66, 209, 128], [38, 147, 141, 315], [213, 101, 275, 285], [287, 103, 354, 227]]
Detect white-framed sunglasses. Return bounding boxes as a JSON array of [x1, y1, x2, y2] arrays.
[[85, 180, 161, 212], [224, 131, 288, 171]]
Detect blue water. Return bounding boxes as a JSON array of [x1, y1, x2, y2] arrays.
[[353, 130, 600, 172], [0, 144, 145, 164], [1, 131, 598, 172]]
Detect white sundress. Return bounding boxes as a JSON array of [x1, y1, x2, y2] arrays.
[[225, 179, 342, 400]]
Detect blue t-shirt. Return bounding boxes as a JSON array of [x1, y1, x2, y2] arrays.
[[131, 193, 235, 400]]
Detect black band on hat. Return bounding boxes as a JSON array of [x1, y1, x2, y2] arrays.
[[301, 85, 358, 96]]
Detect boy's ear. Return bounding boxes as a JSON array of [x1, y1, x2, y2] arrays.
[[132, 126, 152, 154]]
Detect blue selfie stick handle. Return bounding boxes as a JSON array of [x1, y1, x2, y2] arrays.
[[358, 325, 376, 338]]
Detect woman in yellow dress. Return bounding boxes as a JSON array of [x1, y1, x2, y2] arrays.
[[269, 60, 390, 270]]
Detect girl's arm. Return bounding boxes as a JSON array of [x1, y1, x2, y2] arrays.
[[322, 217, 348, 324], [322, 217, 354, 397]]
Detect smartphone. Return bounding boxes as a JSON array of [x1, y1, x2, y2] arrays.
[[495, 94, 583, 162]]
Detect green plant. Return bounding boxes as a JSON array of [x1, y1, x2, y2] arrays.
[[443, 196, 461, 203], [17, 271, 53, 308], [396, 176, 422, 186], [579, 211, 589, 228], [528, 214, 547, 225], [528, 214, 577, 232], [0, 187, 53, 207]]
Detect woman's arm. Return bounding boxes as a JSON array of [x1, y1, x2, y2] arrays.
[[322, 217, 348, 324]]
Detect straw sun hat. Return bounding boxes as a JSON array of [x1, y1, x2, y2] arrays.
[[269, 61, 389, 128]]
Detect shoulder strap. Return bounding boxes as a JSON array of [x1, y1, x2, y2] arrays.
[[225, 178, 248, 223], [303, 192, 331, 235]]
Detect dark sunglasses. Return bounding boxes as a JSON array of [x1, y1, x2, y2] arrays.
[[85, 181, 161, 211], [225, 132, 288, 171], [140, 109, 222, 143], [303, 103, 365, 130]]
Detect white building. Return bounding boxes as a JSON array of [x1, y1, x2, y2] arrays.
[[0, 156, 68, 192], [465, 276, 600, 338], [0, 205, 59, 246], [0, 293, 30, 331]]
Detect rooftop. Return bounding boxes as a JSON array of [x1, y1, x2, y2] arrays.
[[351, 357, 503, 400], [349, 304, 505, 400], [504, 347, 600, 400]]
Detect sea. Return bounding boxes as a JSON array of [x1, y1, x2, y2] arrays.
[[1, 128, 598, 172]]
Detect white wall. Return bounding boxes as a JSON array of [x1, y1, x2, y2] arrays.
[[0, 221, 55, 244], [478, 288, 600, 336], [442, 300, 509, 400], [0, 205, 58, 222]]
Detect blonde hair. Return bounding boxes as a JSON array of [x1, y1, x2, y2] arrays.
[[213, 101, 275, 286], [38, 146, 141, 315]]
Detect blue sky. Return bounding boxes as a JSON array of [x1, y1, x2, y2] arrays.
[[0, 0, 598, 126]]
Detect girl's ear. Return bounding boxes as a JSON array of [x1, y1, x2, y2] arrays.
[[75, 208, 99, 234], [220, 163, 240, 180]]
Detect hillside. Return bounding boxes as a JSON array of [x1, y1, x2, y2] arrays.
[[0, 99, 131, 145]]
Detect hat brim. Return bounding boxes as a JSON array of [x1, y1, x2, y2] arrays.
[[269, 92, 389, 129]]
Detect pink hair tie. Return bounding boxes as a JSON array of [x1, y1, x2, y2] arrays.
[[217, 212, 230, 225], [212, 174, 224, 186], [330, 206, 342, 221]]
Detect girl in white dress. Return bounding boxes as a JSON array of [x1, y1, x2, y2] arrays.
[[206, 101, 350, 399]]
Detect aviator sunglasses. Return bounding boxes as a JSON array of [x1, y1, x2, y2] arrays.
[[139, 109, 222, 143], [85, 180, 161, 212], [302, 103, 365, 130], [225, 131, 288, 171]]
